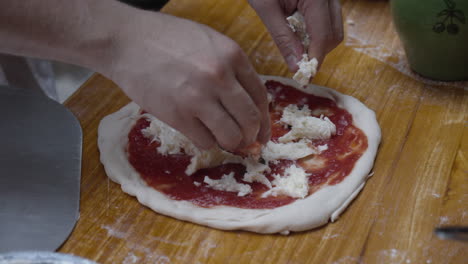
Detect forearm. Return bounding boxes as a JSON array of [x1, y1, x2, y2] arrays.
[[0, 0, 134, 71]]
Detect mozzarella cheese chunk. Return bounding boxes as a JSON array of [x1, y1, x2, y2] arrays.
[[317, 144, 328, 152], [262, 140, 316, 162], [293, 55, 318, 87], [262, 164, 310, 198], [286, 12, 318, 87], [204, 172, 252, 197], [242, 159, 272, 188], [185, 147, 238, 176], [286, 12, 309, 47], [141, 114, 198, 156], [279, 105, 336, 143]]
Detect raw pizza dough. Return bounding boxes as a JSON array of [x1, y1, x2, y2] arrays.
[[98, 75, 381, 234]]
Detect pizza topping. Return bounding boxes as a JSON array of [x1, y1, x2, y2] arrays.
[[185, 147, 236, 176], [262, 140, 316, 161], [204, 172, 252, 197], [141, 114, 197, 156], [279, 104, 336, 143], [287, 11, 318, 87], [139, 101, 336, 198], [317, 144, 328, 152], [293, 55, 318, 87], [262, 164, 310, 198], [286, 12, 309, 47], [127, 80, 369, 209], [241, 159, 272, 188]]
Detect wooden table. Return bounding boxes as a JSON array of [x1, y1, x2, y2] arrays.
[[61, 0, 467, 263]]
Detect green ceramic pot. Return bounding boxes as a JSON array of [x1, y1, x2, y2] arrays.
[[391, 0, 468, 81]]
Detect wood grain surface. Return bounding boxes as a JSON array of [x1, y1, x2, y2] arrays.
[[60, 0, 468, 263]]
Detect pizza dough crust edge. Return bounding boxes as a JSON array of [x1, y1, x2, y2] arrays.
[[97, 75, 381, 234]]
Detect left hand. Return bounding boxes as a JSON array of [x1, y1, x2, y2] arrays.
[[249, 0, 344, 71]]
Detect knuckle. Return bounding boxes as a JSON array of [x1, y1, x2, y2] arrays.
[[246, 107, 261, 125], [200, 61, 227, 83], [225, 42, 244, 63], [177, 87, 204, 108], [272, 33, 292, 50]]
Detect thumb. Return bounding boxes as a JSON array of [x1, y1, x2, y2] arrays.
[[253, 4, 304, 71]]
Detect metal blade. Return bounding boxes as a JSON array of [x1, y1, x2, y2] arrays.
[[435, 226, 468, 242], [0, 86, 82, 252]]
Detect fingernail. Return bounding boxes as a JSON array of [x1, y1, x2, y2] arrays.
[[286, 54, 298, 70]]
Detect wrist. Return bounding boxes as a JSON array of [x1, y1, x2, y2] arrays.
[[71, 1, 137, 74]]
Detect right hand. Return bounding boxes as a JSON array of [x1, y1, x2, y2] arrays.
[[249, 0, 344, 71], [102, 12, 270, 151]]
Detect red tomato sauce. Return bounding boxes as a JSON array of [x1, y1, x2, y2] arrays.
[[127, 80, 368, 209]]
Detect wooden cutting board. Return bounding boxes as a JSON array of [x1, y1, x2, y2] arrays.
[[60, 0, 468, 263]]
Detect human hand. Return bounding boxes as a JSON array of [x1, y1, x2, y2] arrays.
[[102, 12, 270, 151], [249, 0, 343, 71]]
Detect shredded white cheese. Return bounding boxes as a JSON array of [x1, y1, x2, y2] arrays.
[[262, 164, 310, 198], [317, 144, 328, 153], [286, 12, 318, 87], [204, 172, 252, 197], [262, 140, 316, 161], [185, 147, 237, 176], [140, 101, 336, 199], [279, 105, 336, 143], [242, 159, 272, 188], [293, 55, 318, 87], [286, 12, 309, 47], [141, 114, 198, 156]]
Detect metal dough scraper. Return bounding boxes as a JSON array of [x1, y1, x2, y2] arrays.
[[0, 86, 82, 252]]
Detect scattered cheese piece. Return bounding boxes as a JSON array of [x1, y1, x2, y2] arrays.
[[267, 92, 274, 104], [280, 104, 311, 121], [286, 11, 318, 87], [262, 140, 316, 162], [262, 164, 310, 198], [317, 144, 328, 153], [186, 147, 239, 175], [204, 172, 252, 197], [193, 182, 201, 187], [185, 147, 272, 188], [293, 55, 318, 87], [286, 12, 309, 47], [242, 159, 272, 188], [140, 102, 335, 199], [279, 105, 336, 143], [141, 114, 198, 156]]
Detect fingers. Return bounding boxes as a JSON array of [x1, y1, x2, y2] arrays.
[[330, 0, 344, 46], [300, 0, 343, 64], [175, 116, 217, 150], [195, 99, 243, 151], [250, 1, 304, 71], [219, 82, 264, 149], [233, 52, 271, 144]]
